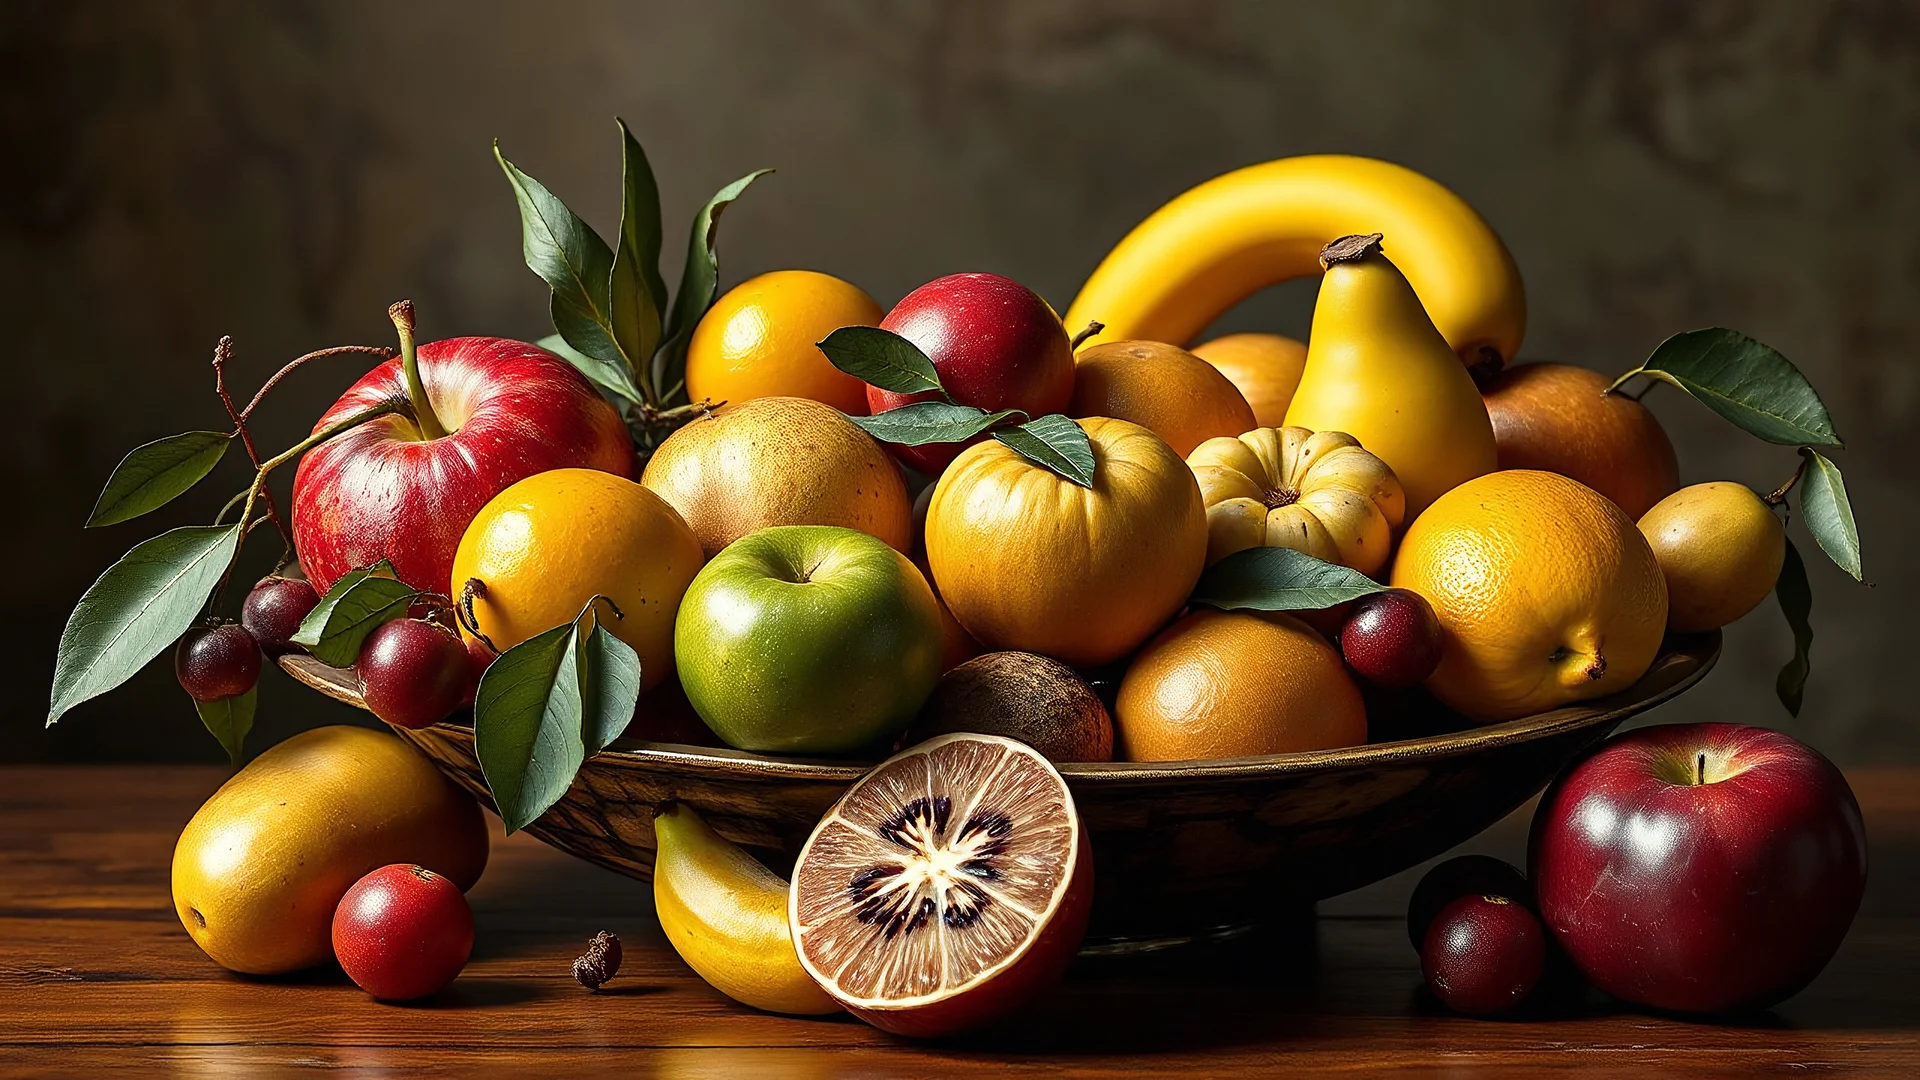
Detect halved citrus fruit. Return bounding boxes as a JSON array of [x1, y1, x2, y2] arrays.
[[788, 733, 1092, 1037]]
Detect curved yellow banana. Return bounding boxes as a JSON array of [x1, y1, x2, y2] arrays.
[[652, 803, 839, 1015], [1064, 156, 1525, 370]]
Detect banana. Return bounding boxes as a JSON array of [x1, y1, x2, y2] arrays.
[[652, 802, 840, 1015], [1064, 155, 1525, 373]]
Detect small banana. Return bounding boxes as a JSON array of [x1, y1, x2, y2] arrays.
[[651, 802, 840, 1015], [1064, 155, 1525, 374]]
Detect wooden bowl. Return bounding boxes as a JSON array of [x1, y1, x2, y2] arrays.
[[283, 633, 1717, 942]]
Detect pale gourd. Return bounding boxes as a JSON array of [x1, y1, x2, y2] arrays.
[[1188, 426, 1405, 575]]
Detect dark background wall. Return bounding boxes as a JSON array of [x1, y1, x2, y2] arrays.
[[6, 1, 1911, 764]]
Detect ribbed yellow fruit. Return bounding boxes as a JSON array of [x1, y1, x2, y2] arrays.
[[1638, 482, 1786, 632], [1187, 426, 1405, 574], [1391, 470, 1668, 722], [1065, 156, 1524, 370], [1283, 234, 1497, 517], [652, 802, 839, 1015]]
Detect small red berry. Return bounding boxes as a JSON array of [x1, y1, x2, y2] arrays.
[[332, 864, 473, 1001], [1407, 855, 1532, 949], [1422, 893, 1546, 1016], [1341, 588, 1444, 687], [358, 619, 473, 729], [174, 625, 261, 702], [241, 576, 321, 656]]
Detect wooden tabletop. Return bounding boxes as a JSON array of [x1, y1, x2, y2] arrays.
[[3, 764, 1916, 1077]]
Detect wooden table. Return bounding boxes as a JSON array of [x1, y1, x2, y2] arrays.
[[3, 765, 1915, 1076]]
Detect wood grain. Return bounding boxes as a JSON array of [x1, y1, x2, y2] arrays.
[[1, 765, 1915, 1076]]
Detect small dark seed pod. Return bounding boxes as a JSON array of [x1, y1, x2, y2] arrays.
[[572, 930, 622, 991]]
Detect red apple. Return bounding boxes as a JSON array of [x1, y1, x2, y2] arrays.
[[866, 273, 1074, 476], [1529, 723, 1867, 1014], [292, 337, 634, 595]]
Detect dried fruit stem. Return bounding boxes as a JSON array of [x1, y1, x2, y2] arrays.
[[390, 300, 448, 440], [212, 337, 292, 552], [241, 344, 396, 420], [1069, 320, 1106, 351]]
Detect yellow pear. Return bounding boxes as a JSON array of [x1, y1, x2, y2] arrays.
[[1284, 233, 1497, 517]]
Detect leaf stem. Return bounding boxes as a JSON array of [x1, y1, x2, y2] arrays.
[[212, 337, 292, 551], [1764, 457, 1808, 506], [1603, 367, 1645, 397], [389, 300, 448, 440]]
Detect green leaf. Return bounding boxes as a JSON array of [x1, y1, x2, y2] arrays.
[[495, 142, 634, 376], [817, 325, 945, 396], [533, 332, 642, 404], [847, 402, 1023, 447], [1774, 538, 1813, 717], [993, 414, 1096, 488], [48, 524, 244, 725], [1190, 546, 1389, 612], [655, 169, 772, 402], [1621, 328, 1843, 447], [579, 620, 641, 754], [194, 685, 256, 767], [87, 431, 232, 528], [610, 119, 666, 377], [1797, 448, 1862, 581], [291, 572, 418, 668]]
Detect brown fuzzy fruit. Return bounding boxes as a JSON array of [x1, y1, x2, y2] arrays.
[[1482, 362, 1680, 521], [910, 651, 1114, 762]]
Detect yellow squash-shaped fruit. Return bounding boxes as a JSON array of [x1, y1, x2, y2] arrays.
[[171, 726, 489, 975], [652, 802, 839, 1015], [1284, 234, 1497, 517], [1638, 482, 1786, 632], [1187, 427, 1405, 574], [1392, 471, 1669, 722], [1065, 155, 1525, 371]]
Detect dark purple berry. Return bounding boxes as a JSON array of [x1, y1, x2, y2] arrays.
[[1408, 854, 1532, 949], [175, 625, 262, 702], [1422, 893, 1546, 1016], [358, 619, 472, 730], [1341, 588, 1444, 687], [241, 576, 321, 656]]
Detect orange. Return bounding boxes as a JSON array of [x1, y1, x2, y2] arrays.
[[641, 396, 912, 558], [1114, 609, 1365, 761], [1191, 333, 1308, 428], [1391, 470, 1668, 722], [925, 417, 1207, 667], [684, 270, 882, 414], [1482, 362, 1680, 520], [450, 468, 704, 692], [1068, 340, 1257, 457]]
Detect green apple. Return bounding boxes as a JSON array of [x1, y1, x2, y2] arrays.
[[674, 525, 943, 754]]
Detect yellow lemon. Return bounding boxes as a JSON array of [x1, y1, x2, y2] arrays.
[[1638, 482, 1786, 632], [685, 270, 882, 414]]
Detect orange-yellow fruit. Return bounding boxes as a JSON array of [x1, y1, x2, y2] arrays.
[[641, 396, 912, 559], [1115, 609, 1366, 761], [1191, 333, 1308, 428], [1391, 470, 1668, 722], [684, 270, 882, 414], [926, 417, 1207, 667], [1638, 482, 1786, 632], [451, 468, 704, 692], [1069, 340, 1257, 457], [1483, 362, 1680, 521]]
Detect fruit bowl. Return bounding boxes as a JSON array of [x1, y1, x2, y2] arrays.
[[282, 633, 1717, 943]]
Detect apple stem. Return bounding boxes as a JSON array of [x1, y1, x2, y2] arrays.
[[390, 300, 448, 441], [1697, 751, 1707, 786]]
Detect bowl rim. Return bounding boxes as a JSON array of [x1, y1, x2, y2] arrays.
[[280, 630, 1718, 784]]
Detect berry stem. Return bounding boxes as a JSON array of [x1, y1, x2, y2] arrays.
[[390, 300, 448, 440], [212, 337, 293, 552]]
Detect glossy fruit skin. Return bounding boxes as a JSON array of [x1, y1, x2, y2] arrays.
[[291, 337, 634, 595], [926, 417, 1207, 667], [1530, 723, 1866, 1014], [1638, 482, 1786, 632], [1285, 236, 1497, 518], [642, 396, 912, 558], [1116, 609, 1366, 761], [867, 273, 1076, 475], [1391, 470, 1668, 722], [240, 577, 320, 656], [1407, 855, 1531, 950], [174, 625, 261, 702], [331, 864, 473, 1001], [685, 270, 883, 415], [651, 803, 839, 1014], [675, 525, 943, 754], [1192, 333, 1308, 428], [1484, 363, 1680, 521], [358, 619, 472, 730], [171, 726, 488, 974], [1068, 340, 1256, 458], [1422, 894, 1546, 1016], [1342, 588, 1444, 687], [1189, 426, 1406, 573], [1065, 156, 1525, 370], [451, 468, 703, 693]]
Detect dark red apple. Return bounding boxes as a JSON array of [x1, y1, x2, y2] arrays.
[[1529, 723, 1867, 1014], [866, 273, 1074, 475], [292, 337, 634, 595], [331, 863, 473, 1001]]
